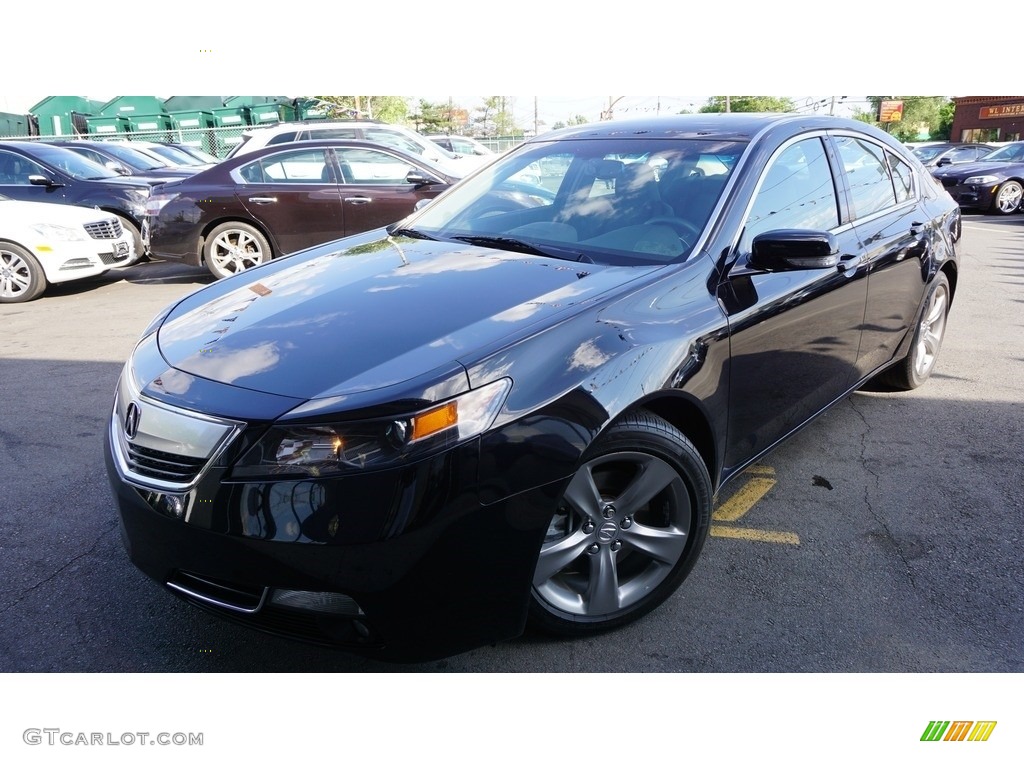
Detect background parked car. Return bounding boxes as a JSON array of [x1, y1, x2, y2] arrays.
[[143, 139, 459, 279], [0, 193, 134, 302], [932, 140, 1024, 214], [911, 142, 995, 170], [0, 141, 155, 259], [49, 140, 197, 181], [427, 134, 495, 157], [126, 140, 219, 170], [226, 120, 489, 175]]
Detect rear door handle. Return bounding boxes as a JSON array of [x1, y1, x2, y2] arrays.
[[837, 253, 864, 273], [247, 196, 277, 204], [344, 197, 372, 204]]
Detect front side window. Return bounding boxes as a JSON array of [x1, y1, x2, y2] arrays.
[[740, 137, 839, 252], [334, 147, 414, 184], [0, 150, 46, 184], [834, 136, 896, 219]]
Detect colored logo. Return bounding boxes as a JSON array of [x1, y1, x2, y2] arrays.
[[921, 721, 997, 742]]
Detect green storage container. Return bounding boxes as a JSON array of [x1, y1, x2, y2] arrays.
[[29, 96, 105, 136], [85, 115, 132, 136]]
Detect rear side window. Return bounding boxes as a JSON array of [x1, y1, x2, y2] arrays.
[[887, 151, 914, 204], [240, 149, 331, 183], [834, 136, 897, 219], [266, 131, 299, 146]]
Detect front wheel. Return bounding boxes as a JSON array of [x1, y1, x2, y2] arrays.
[[203, 222, 273, 279], [0, 242, 47, 303], [529, 411, 712, 637], [991, 180, 1022, 215]]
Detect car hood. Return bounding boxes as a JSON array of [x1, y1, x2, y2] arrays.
[[933, 160, 1022, 181], [155, 234, 658, 401], [0, 198, 118, 225]]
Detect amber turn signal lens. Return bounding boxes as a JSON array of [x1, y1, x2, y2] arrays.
[[411, 402, 458, 441]]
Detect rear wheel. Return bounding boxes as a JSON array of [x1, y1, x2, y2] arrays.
[[529, 411, 712, 636], [203, 222, 272, 279], [879, 273, 951, 390], [0, 242, 47, 303]]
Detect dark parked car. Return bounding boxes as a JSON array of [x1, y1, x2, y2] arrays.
[[143, 139, 548, 280], [49, 140, 198, 182], [105, 114, 960, 661], [0, 141, 155, 259], [932, 140, 1024, 214], [911, 142, 994, 170]]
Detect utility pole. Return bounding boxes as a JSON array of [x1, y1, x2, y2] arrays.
[[534, 96, 538, 136], [725, 96, 731, 113]]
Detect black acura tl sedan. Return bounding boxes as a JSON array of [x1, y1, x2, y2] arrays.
[[105, 114, 961, 662]]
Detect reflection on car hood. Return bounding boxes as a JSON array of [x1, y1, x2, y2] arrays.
[[156, 234, 657, 400]]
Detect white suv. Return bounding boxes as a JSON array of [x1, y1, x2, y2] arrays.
[[225, 121, 489, 176]]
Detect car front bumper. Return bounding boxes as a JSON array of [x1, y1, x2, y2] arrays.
[[942, 182, 998, 210], [104, 400, 565, 662]]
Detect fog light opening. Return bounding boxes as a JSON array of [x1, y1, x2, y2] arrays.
[[268, 589, 365, 616]]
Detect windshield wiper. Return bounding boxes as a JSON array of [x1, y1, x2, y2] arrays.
[[387, 226, 438, 240], [450, 235, 585, 262]]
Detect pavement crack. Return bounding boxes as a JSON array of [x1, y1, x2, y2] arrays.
[[0, 521, 117, 616], [847, 398, 917, 589]]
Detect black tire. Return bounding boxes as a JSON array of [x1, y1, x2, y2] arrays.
[[878, 272, 951, 390], [115, 215, 144, 265], [990, 180, 1022, 215], [528, 410, 712, 637], [203, 221, 273, 279], [0, 242, 47, 303]]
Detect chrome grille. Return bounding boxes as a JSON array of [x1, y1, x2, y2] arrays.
[[83, 218, 123, 239], [125, 443, 207, 483]]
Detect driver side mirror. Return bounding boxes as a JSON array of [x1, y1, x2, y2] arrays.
[[406, 170, 440, 187], [936, 157, 952, 167], [749, 229, 840, 271], [28, 174, 59, 187]]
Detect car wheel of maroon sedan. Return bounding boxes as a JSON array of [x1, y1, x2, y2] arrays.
[[529, 411, 712, 636], [203, 221, 273, 279]]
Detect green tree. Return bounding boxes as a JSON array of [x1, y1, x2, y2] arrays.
[[474, 97, 524, 137], [308, 96, 409, 123], [862, 97, 949, 142], [410, 99, 455, 133], [699, 96, 795, 113], [551, 114, 589, 131]]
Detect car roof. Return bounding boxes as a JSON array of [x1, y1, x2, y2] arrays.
[[540, 113, 894, 143]]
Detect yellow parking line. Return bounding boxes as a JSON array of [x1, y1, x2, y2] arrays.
[[713, 470, 777, 522], [710, 525, 800, 545]]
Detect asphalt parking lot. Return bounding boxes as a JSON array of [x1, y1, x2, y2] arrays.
[[0, 213, 1021, 672]]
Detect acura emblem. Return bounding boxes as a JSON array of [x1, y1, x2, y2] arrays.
[[124, 401, 141, 440]]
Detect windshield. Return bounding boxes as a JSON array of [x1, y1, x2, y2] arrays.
[[29, 144, 121, 180], [913, 146, 947, 161], [403, 137, 745, 266], [142, 143, 205, 166], [980, 143, 1024, 162], [96, 142, 169, 170]]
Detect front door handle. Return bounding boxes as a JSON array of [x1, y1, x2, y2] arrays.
[[247, 197, 277, 204], [344, 197, 373, 204]]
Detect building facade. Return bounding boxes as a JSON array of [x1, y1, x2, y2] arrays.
[[951, 97, 1024, 142]]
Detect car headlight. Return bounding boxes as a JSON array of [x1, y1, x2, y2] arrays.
[[30, 223, 87, 241], [231, 378, 512, 479], [963, 175, 999, 185], [145, 192, 179, 217]]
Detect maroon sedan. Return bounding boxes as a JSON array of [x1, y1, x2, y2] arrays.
[[142, 140, 459, 279]]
